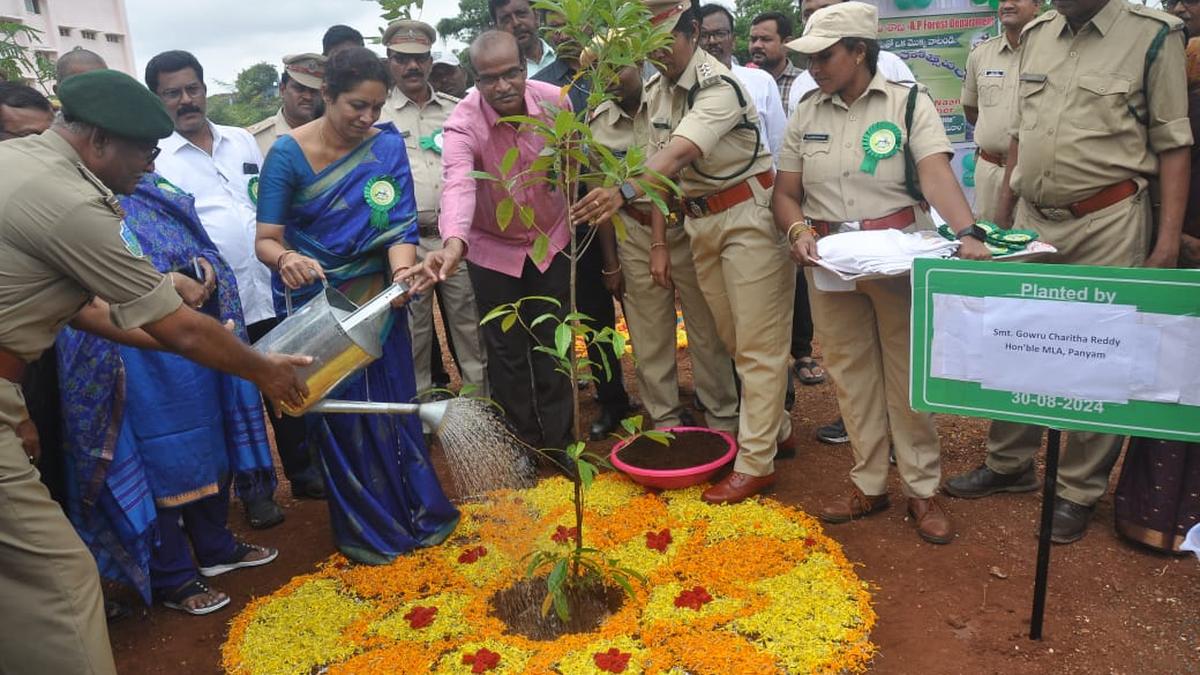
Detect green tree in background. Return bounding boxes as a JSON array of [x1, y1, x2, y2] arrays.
[[436, 0, 491, 46], [1, 21, 55, 93], [732, 0, 802, 65], [208, 62, 280, 128]]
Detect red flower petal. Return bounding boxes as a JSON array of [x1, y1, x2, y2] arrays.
[[645, 528, 673, 552], [403, 605, 437, 629], [593, 647, 632, 672], [551, 525, 578, 545]]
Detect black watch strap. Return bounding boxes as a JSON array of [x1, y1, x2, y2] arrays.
[[956, 224, 986, 242]]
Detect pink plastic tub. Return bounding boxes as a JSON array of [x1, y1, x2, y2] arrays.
[[609, 426, 737, 490]]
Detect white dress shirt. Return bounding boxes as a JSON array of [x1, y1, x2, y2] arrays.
[[788, 50, 917, 113], [730, 64, 786, 161], [155, 121, 276, 325]]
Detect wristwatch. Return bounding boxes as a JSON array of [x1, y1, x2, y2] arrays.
[[618, 181, 638, 205], [955, 223, 988, 242]]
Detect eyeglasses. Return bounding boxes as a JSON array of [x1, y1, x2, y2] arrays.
[[700, 29, 731, 41], [158, 82, 205, 104], [146, 146, 162, 162], [476, 66, 525, 88], [389, 52, 432, 65]]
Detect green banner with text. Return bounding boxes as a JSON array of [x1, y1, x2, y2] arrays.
[[911, 258, 1200, 442]]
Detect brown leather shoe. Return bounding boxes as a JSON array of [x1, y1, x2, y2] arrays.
[[819, 486, 890, 524], [702, 471, 776, 504], [907, 497, 955, 544]]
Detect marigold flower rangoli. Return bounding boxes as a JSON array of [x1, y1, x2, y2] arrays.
[[221, 475, 876, 674]]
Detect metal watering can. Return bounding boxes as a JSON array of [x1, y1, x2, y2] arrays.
[[252, 280, 449, 428]]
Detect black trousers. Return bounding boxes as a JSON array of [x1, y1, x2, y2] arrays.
[[790, 268, 815, 360], [247, 318, 317, 486], [468, 255, 574, 449], [574, 226, 630, 411]]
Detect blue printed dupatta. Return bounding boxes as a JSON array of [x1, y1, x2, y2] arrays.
[[258, 123, 458, 564], [57, 173, 275, 603]]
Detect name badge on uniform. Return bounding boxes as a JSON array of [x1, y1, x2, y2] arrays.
[[242, 162, 259, 175], [802, 133, 830, 142], [652, 118, 671, 130], [400, 130, 412, 138], [983, 70, 1005, 78]]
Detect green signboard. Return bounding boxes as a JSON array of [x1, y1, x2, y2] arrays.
[[911, 258, 1200, 442], [879, 13, 998, 143]]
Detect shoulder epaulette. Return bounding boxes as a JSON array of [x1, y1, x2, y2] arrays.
[[435, 91, 462, 104], [75, 162, 124, 217], [1023, 10, 1058, 35], [1127, 3, 1185, 31], [695, 61, 720, 89], [247, 117, 274, 135]]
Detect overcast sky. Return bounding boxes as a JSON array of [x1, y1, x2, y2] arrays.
[[124, 0, 463, 92]]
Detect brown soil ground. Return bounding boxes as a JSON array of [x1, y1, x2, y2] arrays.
[[108, 345, 1200, 674]]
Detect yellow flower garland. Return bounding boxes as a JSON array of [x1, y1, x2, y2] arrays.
[[222, 475, 876, 674]]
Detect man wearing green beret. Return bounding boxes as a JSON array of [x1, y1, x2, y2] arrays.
[[0, 69, 311, 674]]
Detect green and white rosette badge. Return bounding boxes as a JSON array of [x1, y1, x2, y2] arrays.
[[860, 121, 902, 175], [419, 128, 444, 155], [247, 176, 260, 205], [364, 175, 400, 230]]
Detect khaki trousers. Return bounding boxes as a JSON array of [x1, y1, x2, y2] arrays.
[[810, 273, 942, 498], [618, 212, 739, 433], [684, 188, 794, 477], [985, 188, 1151, 506], [0, 382, 115, 675], [409, 233, 489, 397], [973, 153, 1006, 224]]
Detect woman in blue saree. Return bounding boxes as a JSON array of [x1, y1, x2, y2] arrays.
[[59, 173, 278, 614], [255, 47, 458, 564]]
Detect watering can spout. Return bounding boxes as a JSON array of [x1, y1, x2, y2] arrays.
[[307, 398, 453, 433]]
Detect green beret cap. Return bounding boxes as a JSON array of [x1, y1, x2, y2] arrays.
[[58, 69, 175, 141]]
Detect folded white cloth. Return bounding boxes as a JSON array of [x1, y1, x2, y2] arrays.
[[1183, 523, 1200, 560], [816, 230, 959, 277]]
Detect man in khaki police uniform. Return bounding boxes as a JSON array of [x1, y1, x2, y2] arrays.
[[249, 53, 325, 156], [590, 64, 740, 434], [945, 0, 1192, 543], [0, 70, 309, 674], [379, 19, 489, 397], [576, 0, 796, 504], [962, 0, 1039, 222]]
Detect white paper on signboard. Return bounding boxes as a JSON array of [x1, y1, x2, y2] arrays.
[[930, 293, 985, 381], [977, 297, 1145, 403]]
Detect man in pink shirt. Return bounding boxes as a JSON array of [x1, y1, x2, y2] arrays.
[[426, 31, 574, 452]]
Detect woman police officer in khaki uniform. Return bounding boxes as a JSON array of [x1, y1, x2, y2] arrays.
[[771, 2, 991, 544]]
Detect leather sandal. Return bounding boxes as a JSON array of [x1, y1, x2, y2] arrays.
[[159, 578, 230, 616]]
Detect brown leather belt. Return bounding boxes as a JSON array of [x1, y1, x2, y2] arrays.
[[683, 170, 774, 218], [0, 347, 26, 384], [1031, 179, 1138, 221], [809, 203, 925, 237], [977, 148, 1005, 167], [417, 223, 440, 238]]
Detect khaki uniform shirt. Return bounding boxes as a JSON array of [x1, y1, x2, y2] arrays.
[[589, 95, 655, 210], [248, 109, 294, 157], [645, 49, 774, 197], [379, 86, 458, 228], [0, 132, 181, 365], [1011, 1, 1191, 206], [962, 33, 1021, 158], [778, 72, 952, 222]]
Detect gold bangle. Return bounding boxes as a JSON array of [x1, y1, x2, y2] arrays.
[[787, 221, 814, 244], [650, 242, 667, 250], [275, 249, 296, 269]]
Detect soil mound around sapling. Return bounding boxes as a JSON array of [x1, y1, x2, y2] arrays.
[[616, 430, 729, 470], [489, 577, 625, 641]]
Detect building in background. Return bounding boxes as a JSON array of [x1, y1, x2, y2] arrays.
[[1, 0, 135, 86]]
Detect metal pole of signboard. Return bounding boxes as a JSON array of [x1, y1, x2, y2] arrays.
[[1029, 428, 1062, 640]]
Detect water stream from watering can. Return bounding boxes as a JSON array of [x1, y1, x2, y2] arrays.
[[434, 398, 537, 499]]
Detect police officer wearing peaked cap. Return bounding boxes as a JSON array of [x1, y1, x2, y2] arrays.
[[249, 53, 326, 156], [378, 19, 492, 403], [0, 69, 310, 674], [576, 0, 798, 505]]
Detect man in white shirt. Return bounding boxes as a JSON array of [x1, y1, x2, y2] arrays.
[[697, 4, 787, 159], [147, 50, 320, 526], [787, 0, 917, 114]]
